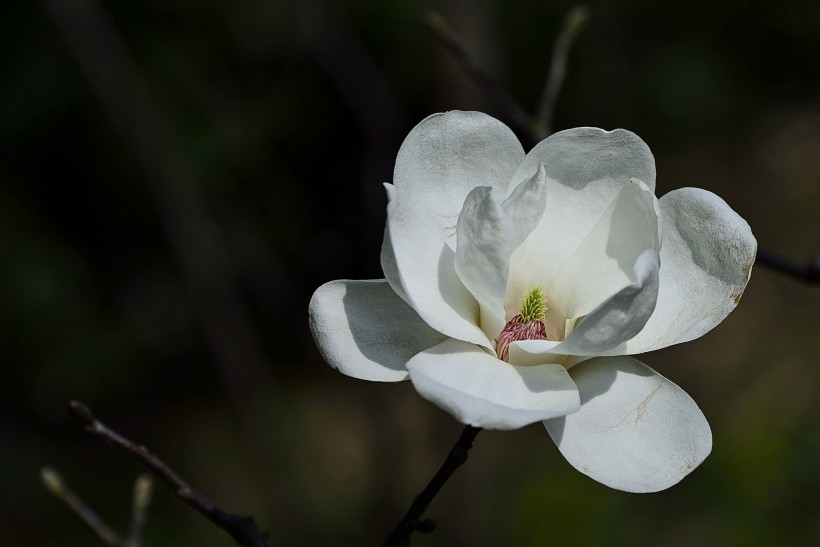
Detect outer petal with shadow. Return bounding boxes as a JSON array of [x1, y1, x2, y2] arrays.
[[544, 356, 711, 493], [309, 280, 447, 382], [394, 110, 525, 247], [605, 188, 756, 355], [407, 339, 580, 430], [382, 184, 491, 349]]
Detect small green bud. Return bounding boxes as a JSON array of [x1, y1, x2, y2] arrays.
[[41, 467, 65, 495], [133, 474, 154, 510]]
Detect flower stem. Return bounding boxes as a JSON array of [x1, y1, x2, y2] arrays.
[[382, 425, 482, 547]]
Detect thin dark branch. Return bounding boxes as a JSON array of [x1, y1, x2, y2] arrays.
[[425, 7, 590, 146], [533, 6, 590, 139], [425, 12, 534, 138], [427, 8, 820, 289], [41, 467, 125, 547], [67, 401, 270, 547], [756, 249, 820, 284], [125, 475, 153, 547], [382, 425, 481, 547]]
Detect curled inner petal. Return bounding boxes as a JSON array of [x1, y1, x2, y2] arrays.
[[497, 314, 549, 362]]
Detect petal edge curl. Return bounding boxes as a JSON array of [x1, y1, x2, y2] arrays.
[[407, 339, 580, 430], [544, 356, 712, 493], [309, 279, 447, 382], [605, 187, 756, 355], [505, 127, 657, 289], [551, 249, 660, 356], [381, 184, 492, 349], [394, 110, 525, 247]]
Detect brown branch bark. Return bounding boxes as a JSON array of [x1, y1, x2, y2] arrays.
[[67, 401, 269, 547]]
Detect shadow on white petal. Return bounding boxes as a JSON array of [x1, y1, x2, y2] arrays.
[[408, 339, 580, 430], [381, 183, 490, 349], [436, 245, 492, 341], [546, 359, 653, 444], [606, 187, 757, 355], [309, 279, 447, 382], [545, 356, 711, 493], [341, 282, 447, 376], [548, 249, 660, 357]]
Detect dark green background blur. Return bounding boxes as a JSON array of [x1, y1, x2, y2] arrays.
[[3, 0, 819, 545]]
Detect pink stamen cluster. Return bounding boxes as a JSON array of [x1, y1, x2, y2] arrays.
[[496, 313, 549, 363]]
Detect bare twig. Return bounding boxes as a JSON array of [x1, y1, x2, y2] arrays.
[[426, 6, 589, 145], [126, 475, 153, 547], [425, 12, 533, 138], [756, 249, 820, 284], [41, 467, 124, 546], [428, 7, 820, 289], [67, 401, 269, 547], [534, 6, 590, 139], [382, 425, 481, 547]]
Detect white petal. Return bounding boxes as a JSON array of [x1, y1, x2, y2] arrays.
[[550, 249, 660, 356], [455, 169, 547, 338], [454, 186, 512, 336], [394, 111, 525, 248], [381, 184, 492, 349], [379, 217, 409, 303], [506, 128, 656, 290], [309, 280, 448, 382], [503, 164, 548, 249], [407, 339, 580, 430], [507, 339, 588, 369], [606, 188, 756, 354], [544, 356, 712, 493], [543, 178, 661, 321]]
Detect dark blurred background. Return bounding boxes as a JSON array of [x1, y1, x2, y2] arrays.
[[2, 0, 820, 545]]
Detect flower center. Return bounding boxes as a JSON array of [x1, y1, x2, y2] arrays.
[[497, 287, 549, 363]]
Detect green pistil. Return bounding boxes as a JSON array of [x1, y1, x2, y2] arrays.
[[519, 286, 548, 323]]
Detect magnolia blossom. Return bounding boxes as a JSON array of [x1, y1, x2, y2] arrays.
[[309, 111, 756, 493]]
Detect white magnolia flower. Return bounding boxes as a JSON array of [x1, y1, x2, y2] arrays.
[[309, 111, 756, 492]]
